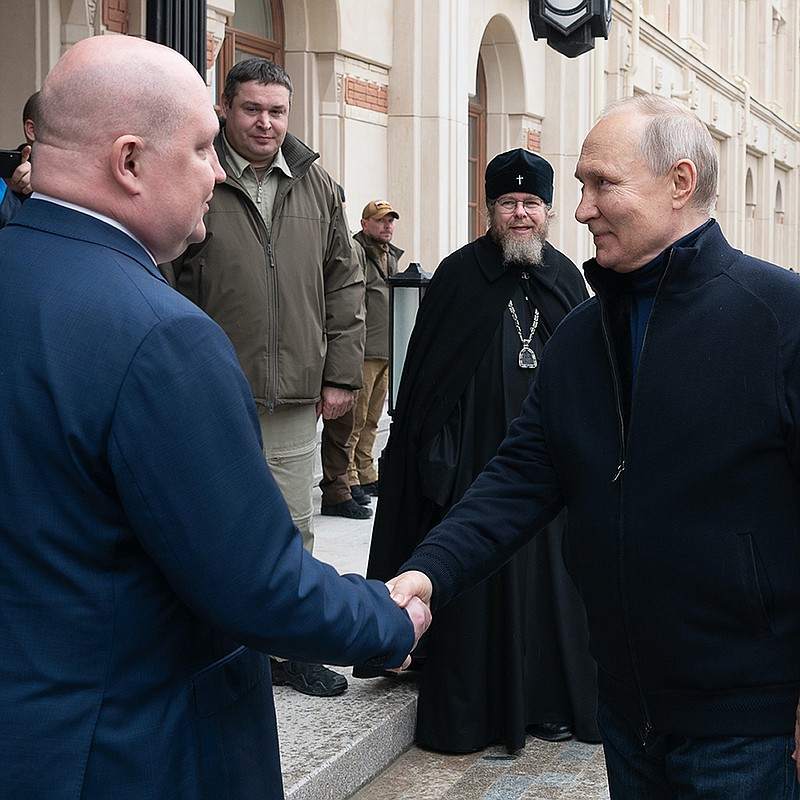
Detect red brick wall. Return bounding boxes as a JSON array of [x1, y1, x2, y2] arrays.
[[103, 0, 129, 34], [344, 76, 388, 114], [526, 129, 541, 153]]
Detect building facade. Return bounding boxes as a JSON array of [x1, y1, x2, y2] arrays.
[[2, 0, 799, 272]]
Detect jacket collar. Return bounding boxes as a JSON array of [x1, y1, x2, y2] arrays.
[[215, 123, 319, 190], [10, 198, 165, 282], [584, 219, 732, 301], [220, 130, 292, 182], [353, 229, 405, 262]]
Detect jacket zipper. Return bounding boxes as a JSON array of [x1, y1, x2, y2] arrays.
[[222, 151, 304, 414], [265, 239, 277, 412], [600, 307, 651, 741], [598, 307, 627, 484], [261, 172, 303, 413], [599, 253, 672, 746], [634, 251, 676, 746]]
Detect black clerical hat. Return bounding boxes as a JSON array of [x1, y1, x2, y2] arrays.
[[485, 148, 554, 205]]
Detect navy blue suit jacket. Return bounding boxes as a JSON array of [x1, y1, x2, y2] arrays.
[[0, 199, 413, 799]]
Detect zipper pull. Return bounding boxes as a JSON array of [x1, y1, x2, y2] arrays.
[[613, 461, 625, 482], [642, 720, 653, 747]]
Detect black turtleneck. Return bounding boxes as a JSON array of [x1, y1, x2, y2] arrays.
[[628, 220, 713, 380]]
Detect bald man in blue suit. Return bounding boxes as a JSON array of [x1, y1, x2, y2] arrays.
[[0, 36, 429, 800]]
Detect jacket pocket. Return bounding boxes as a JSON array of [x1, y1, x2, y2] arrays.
[[736, 532, 774, 639], [190, 647, 280, 797], [192, 645, 265, 718]]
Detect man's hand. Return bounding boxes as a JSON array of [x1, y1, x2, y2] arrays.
[[405, 595, 432, 649], [386, 570, 433, 609], [317, 386, 356, 420], [7, 146, 32, 195], [794, 696, 800, 782], [384, 572, 434, 672], [390, 595, 432, 671]]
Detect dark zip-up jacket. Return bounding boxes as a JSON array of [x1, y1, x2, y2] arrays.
[[163, 129, 364, 408], [402, 220, 800, 738]]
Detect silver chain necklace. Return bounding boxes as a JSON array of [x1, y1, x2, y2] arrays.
[[507, 300, 539, 368]]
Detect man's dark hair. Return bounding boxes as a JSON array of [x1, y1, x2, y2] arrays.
[[22, 91, 40, 126], [222, 59, 293, 106]]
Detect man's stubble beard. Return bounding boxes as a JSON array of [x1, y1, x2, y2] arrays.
[[491, 215, 549, 267]]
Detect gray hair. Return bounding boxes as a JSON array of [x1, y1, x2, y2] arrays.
[[600, 94, 718, 215], [222, 58, 293, 106]]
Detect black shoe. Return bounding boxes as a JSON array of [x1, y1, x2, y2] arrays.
[[350, 484, 371, 506], [270, 659, 348, 697], [528, 722, 574, 742], [360, 481, 379, 497], [352, 664, 397, 679], [321, 498, 373, 519]]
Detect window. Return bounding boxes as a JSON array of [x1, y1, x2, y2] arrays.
[[468, 57, 487, 241]]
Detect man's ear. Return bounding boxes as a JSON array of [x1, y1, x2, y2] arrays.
[[672, 158, 697, 210], [110, 135, 144, 195]]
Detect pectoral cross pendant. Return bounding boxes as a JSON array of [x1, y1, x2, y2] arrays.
[[518, 346, 538, 369]]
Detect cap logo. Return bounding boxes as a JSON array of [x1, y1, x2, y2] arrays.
[[517, 175, 524, 185]]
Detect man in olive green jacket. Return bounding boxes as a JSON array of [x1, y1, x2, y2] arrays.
[[163, 58, 364, 699], [348, 201, 404, 502]]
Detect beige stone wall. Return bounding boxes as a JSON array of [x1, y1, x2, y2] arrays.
[[3, 0, 799, 271]]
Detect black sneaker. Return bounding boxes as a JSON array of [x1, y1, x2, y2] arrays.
[[321, 498, 373, 519], [350, 484, 371, 506], [360, 481, 379, 497], [270, 659, 348, 697]]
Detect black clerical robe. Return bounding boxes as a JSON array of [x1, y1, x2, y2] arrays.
[[368, 232, 599, 752]]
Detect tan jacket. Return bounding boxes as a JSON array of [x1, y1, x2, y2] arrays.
[[163, 130, 365, 408]]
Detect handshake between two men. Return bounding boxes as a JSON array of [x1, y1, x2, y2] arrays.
[[388, 571, 434, 670]]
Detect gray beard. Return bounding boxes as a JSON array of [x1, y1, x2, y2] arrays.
[[494, 228, 546, 267]]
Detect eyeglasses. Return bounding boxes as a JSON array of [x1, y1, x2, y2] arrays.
[[494, 198, 545, 213]]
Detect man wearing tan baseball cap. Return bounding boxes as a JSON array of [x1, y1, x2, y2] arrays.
[[346, 199, 404, 506]]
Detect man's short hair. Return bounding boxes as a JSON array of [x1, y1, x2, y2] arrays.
[[22, 91, 40, 126], [601, 94, 719, 215], [222, 59, 293, 107]]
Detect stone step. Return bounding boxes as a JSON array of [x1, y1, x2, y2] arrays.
[[276, 669, 419, 800]]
